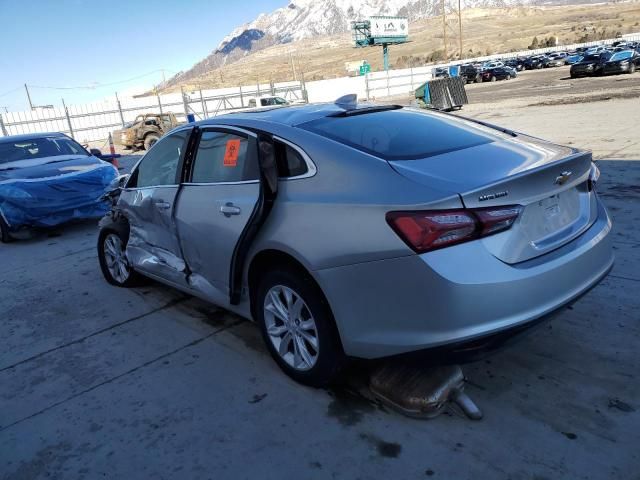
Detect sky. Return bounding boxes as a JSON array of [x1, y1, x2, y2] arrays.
[[0, 0, 285, 112]]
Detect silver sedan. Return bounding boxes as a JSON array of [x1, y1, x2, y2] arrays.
[[97, 99, 614, 386]]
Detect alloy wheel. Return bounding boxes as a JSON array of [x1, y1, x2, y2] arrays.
[[103, 233, 130, 284], [263, 285, 319, 371]]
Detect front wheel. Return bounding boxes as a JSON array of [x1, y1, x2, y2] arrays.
[[629, 64, 636, 74], [490, 75, 497, 82], [256, 268, 345, 387], [143, 134, 160, 151], [98, 229, 144, 287]]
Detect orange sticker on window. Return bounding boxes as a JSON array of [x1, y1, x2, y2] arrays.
[[223, 139, 241, 167]]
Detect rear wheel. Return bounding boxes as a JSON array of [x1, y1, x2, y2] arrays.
[[629, 64, 636, 74], [256, 267, 345, 387], [0, 216, 12, 243], [98, 229, 144, 287], [490, 75, 497, 82], [144, 133, 160, 151]]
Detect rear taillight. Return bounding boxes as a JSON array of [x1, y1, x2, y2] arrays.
[[386, 206, 522, 253]]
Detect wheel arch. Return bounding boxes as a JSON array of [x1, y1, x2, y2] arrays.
[[247, 248, 344, 342]]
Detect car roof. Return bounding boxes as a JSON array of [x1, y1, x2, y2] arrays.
[[0, 132, 68, 144], [194, 103, 378, 128]]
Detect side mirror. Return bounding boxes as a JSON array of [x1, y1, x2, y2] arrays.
[[90, 148, 103, 158], [107, 174, 130, 191]]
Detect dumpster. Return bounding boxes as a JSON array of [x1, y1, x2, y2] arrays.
[[415, 76, 468, 111]]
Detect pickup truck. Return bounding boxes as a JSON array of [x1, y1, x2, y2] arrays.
[[113, 112, 182, 151]]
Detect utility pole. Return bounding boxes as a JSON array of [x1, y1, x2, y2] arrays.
[[24, 84, 34, 110], [458, 0, 463, 59], [442, 0, 448, 61], [289, 50, 298, 80]]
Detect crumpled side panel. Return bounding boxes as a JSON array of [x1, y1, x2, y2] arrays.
[[0, 165, 117, 230], [118, 187, 187, 286]]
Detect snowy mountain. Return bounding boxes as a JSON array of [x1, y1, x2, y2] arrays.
[[166, 0, 570, 85]]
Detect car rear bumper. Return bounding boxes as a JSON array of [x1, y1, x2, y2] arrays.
[[315, 197, 613, 359]]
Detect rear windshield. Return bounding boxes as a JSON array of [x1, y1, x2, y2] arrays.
[[299, 109, 496, 160], [610, 50, 633, 61]]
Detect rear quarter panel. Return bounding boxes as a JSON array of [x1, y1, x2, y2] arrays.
[[239, 124, 463, 272]]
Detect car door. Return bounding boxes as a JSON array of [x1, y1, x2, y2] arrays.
[[119, 127, 192, 287], [174, 126, 263, 306]]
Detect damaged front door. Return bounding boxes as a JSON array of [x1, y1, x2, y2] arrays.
[[119, 128, 192, 286]]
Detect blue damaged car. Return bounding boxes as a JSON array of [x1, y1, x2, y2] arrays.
[[0, 132, 117, 242]]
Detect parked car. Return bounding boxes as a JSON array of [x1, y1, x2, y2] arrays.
[[523, 55, 544, 70], [565, 54, 584, 65], [482, 66, 516, 81], [433, 67, 450, 79], [247, 96, 291, 108], [460, 64, 482, 83], [0, 133, 117, 242], [481, 60, 504, 71], [504, 58, 525, 71], [600, 50, 639, 75], [96, 99, 613, 386], [113, 112, 182, 151], [542, 52, 567, 68], [569, 54, 607, 78]]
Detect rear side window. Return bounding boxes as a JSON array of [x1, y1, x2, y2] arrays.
[[192, 130, 258, 183], [274, 141, 308, 178], [299, 109, 496, 161]]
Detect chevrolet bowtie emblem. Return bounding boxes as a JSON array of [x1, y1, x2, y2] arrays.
[[554, 171, 573, 185]]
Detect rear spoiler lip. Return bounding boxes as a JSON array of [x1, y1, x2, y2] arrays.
[[459, 150, 593, 208]]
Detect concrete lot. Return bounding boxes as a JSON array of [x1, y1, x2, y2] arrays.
[[1, 68, 639, 479]]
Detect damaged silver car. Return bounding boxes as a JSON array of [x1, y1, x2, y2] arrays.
[[98, 99, 613, 386]]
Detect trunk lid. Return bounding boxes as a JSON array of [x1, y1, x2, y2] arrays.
[[388, 134, 597, 264]]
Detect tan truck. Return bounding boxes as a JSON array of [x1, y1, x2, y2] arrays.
[[113, 112, 181, 151]]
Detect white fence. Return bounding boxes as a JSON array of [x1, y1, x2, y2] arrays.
[[1, 32, 638, 143], [0, 81, 306, 143]]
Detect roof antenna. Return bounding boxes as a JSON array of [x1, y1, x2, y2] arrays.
[[335, 93, 358, 110]]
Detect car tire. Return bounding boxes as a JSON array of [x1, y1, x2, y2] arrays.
[[98, 228, 145, 287], [629, 64, 636, 74], [0, 216, 12, 243], [490, 75, 497, 82], [255, 267, 345, 387], [143, 134, 160, 151]]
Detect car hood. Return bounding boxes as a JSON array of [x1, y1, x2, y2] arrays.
[[0, 155, 106, 181]]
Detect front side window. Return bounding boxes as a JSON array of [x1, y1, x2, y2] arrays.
[[134, 130, 189, 187], [191, 130, 257, 183]]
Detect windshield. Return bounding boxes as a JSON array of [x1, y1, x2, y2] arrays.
[[300, 109, 498, 161], [610, 50, 634, 61], [0, 136, 89, 164]]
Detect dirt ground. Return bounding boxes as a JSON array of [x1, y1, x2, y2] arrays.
[[172, 3, 640, 89], [1, 66, 639, 479]]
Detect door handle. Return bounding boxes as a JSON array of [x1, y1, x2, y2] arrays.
[[154, 201, 171, 210], [220, 202, 241, 217]]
